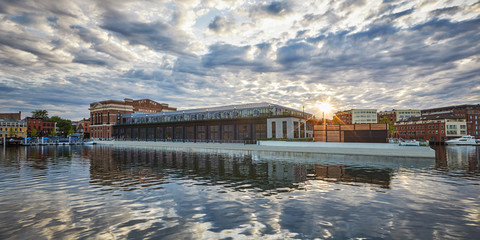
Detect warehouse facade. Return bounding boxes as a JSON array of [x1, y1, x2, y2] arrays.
[[113, 103, 313, 143]]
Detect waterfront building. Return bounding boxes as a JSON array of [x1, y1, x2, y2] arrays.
[[76, 118, 91, 138], [395, 114, 466, 142], [0, 119, 27, 138], [377, 109, 421, 123], [90, 98, 176, 139], [335, 109, 377, 124], [24, 117, 56, 137], [1, 112, 26, 138], [0, 111, 21, 120], [421, 104, 480, 138], [113, 102, 313, 142]]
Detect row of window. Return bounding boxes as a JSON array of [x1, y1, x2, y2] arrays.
[[399, 130, 466, 135], [124, 108, 310, 125], [29, 122, 55, 127], [0, 122, 26, 127], [397, 124, 470, 130], [114, 124, 268, 141], [400, 131, 441, 135], [0, 127, 26, 132]]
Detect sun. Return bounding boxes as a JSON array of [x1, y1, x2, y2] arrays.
[[317, 102, 333, 114]]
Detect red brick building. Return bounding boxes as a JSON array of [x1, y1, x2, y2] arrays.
[[335, 109, 377, 124], [0, 111, 21, 120], [335, 111, 352, 124], [90, 98, 176, 139], [24, 117, 57, 137], [421, 104, 480, 138], [395, 114, 467, 142], [76, 118, 91, 138]]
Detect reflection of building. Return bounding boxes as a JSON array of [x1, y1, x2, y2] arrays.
[[432, 145, 480, 172], [88, 147, 310, 191], [377, 109, 421, 123], [90, 98, 176, 139], [314, 165, 392, 188], [335, 109, 377, 124], [88, 147, 402, 192], [395, 114, 466, 142], [422, 104, 480, 138], [114, 103, 312, 142], [24, 117, 56, 137]]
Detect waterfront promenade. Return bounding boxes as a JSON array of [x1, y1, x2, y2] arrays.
[[95, 140, 435, 158]]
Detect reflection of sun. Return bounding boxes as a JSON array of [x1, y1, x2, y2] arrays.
[[317, 102, 333, 114]]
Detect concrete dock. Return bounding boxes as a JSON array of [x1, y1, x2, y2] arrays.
[[95, 140, 435, 158]]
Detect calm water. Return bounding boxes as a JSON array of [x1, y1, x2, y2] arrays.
[[0, 145, 479, 239]]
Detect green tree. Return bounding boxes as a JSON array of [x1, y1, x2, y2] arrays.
[[67, 128, 75, 136], [332, 116, 343, 125], [31, 110, 49, 120], [50, 128, 57, 137], [380, 117, 396, 137], [49, 116, 73, 137], [31, 127, 38, 137], [8, 128, 16, 137]]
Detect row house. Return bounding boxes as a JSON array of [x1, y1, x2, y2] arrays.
[[395, 114, 466, 142]]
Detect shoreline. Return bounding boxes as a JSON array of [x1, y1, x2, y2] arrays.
[[95, 140, 436, 158]]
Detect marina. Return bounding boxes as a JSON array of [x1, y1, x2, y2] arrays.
[[0, 137, 96, 146]]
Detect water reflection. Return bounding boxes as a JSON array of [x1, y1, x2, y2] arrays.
[[433, 145, 480, 172], [85, 146, 402, 193], [1, 145, 479, 239]]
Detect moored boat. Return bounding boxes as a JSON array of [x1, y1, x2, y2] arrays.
[[399, 139, 420, 146], [445, 135, 480, 145]]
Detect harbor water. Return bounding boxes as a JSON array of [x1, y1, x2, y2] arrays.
[[0, 145, 479, 239]]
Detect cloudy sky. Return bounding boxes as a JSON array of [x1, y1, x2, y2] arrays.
[[0, 0, 479, 120]]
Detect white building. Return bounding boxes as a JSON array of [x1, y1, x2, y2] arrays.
[[267, 117, 307, 139], [351, 109, 378, 124]]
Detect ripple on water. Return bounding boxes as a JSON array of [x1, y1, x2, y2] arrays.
[[1, 145, 480, 239]]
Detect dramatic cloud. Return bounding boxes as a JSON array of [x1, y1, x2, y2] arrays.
[[0, 0, 479, 120], [208, 16, 236, 34]]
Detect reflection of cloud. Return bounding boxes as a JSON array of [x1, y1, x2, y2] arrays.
[[4, 145, 480, 239]]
